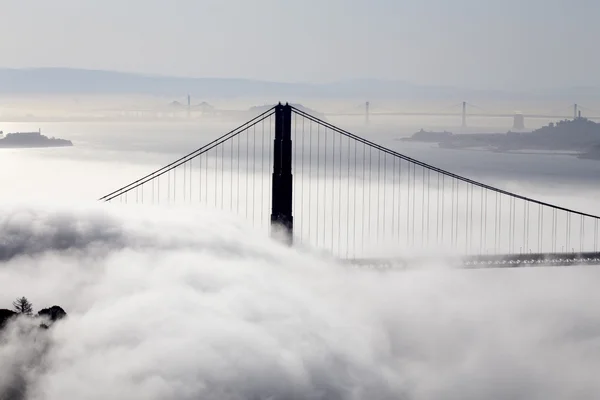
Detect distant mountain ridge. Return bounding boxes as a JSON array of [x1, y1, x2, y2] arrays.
[[0, 68, 305, 97], [0, 68, 599, 100]]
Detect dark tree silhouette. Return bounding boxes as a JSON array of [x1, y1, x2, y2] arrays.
[[12, 297, 33, 315], [38, 306, 67, 322]]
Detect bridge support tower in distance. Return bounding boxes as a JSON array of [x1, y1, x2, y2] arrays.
[[461, 101, 467, 128], [271, 103, 294, 245], [187, 94, 191, 118]]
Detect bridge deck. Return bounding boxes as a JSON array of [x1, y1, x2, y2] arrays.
[[347, 252, 600, 270]]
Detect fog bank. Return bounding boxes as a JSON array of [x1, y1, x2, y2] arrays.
[[1, 203, 599, 400]]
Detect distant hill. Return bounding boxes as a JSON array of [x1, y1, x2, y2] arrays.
[[405, 117, 600, 157], [0, 68, 599, 101], [0, 68, 488, 99], [0, 68, 306, 97]]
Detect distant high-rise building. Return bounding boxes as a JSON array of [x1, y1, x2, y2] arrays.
[[513, 113, 525, 130]]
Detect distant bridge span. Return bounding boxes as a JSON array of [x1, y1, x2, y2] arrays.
[[347, 252, 600, 270], [325, 111, 600, 121]]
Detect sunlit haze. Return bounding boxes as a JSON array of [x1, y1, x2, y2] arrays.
[[1, 0, 599, 89], [1, 1, 600, 399]]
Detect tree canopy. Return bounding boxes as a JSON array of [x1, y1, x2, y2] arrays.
[[12, 297, 33, 315]]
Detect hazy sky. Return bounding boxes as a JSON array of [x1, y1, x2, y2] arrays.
[[1, 0, 598, 90]]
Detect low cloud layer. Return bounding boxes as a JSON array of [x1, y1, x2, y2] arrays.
[[1, 203, 599, 400]]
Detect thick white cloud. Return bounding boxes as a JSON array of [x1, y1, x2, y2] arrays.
[[0, 203, 599, 400]]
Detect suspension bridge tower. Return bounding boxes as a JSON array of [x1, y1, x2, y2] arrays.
[[270, 103, 294, 245], [365, 101, 370, 124], [461, 101, 467, 128]]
